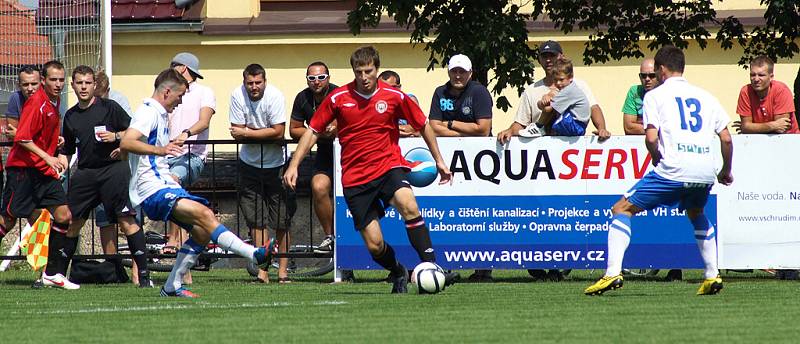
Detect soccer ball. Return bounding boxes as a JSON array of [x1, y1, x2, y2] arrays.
[[411, 262, 446, 294]]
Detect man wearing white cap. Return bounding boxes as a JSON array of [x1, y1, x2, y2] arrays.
[[429, 54, 494, 282], [429, 54, 493, 137], [164, 52, 217, 274]]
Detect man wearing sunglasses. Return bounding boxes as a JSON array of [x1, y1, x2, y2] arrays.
[[622, 58, 661, 135], [289, 61, 341, 257]]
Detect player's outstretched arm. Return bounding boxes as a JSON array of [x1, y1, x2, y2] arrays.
[[717, 128, 734, 185], [284, 129, 319, 190], [421, 121, 453, 185], [120, 128, 181, 156]]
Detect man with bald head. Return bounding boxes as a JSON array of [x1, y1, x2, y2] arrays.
[[622, 58, 661, 135]]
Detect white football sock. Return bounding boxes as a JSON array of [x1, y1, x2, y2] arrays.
[[164, 243, 200, 292], [605, 214, 632, 277], [215, 230, 257, 263], [692, 215, 719, 279]]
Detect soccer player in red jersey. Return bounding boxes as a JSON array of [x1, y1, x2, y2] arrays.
[[284, 46, 456, 293], [1, 60, 77, 289]]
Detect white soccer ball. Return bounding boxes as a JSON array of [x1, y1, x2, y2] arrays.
[[411, 262, 446, 294]]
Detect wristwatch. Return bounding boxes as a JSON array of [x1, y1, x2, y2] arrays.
[[181, 128, 192, 137], [114, 132, 120, 141], [447, 120, 454, 130]]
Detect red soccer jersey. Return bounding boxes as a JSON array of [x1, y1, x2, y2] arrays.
[[310, 80, 427, 187], [736, 80, 799, 134], [6, 88, 62, 178]]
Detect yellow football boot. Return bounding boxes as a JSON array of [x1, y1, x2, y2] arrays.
[[584, 275, 623, 295]]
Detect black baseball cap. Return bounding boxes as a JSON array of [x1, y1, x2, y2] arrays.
[[539, 40, 563, 55]]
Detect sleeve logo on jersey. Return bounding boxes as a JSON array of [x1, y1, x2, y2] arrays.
[[375, 100, 388, 114]]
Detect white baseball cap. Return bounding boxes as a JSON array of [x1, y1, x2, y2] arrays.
[[448, 54, 472, 71]]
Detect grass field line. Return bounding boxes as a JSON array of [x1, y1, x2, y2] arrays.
[[15, 300, 349, 315]]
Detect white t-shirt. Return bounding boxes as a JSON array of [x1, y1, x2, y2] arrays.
[[229, 84, 286, 169], [128, 98, 181, 208], [514, 78, 597, 126], [642, 77, 730, 184]]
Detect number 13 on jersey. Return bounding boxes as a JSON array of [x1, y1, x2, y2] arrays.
[[675, 97, 703, 132]]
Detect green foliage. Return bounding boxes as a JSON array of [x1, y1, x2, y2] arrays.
[[347, 0, 536, 111], [347, 1, 799, 110]]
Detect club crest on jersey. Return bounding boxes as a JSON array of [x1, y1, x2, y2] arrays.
[[375, 100, 388, 114]]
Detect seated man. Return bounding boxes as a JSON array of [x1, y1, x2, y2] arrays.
[[525, 58, 590, 137]]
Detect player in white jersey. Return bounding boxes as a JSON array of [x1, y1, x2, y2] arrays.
[[584, 46, 734, 296], [120, 69, 275, 298]]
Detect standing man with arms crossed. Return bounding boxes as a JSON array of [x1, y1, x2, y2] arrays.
[[121, 69, 275, 298], [284, 46, 456, 293], [584, 46, 733, 296], [230, 63, 295, 283], [61, 65, 152, 288], [1, 60, 75, 289]]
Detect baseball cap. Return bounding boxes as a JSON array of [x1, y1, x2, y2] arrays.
[[447, 54, 472, 71], [539, 40, 563, 55], [171, 52, 203, 79]]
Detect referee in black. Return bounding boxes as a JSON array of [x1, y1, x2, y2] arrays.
[[62, 65, 152, 287]]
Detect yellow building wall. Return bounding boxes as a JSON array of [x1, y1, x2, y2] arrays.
[[110, 30, 799, 147]]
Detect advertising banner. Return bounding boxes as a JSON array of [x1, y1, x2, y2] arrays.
[[334, 136, 719, 270]]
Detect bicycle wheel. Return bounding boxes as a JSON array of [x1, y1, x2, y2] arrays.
[[245, 244, 334, 278]]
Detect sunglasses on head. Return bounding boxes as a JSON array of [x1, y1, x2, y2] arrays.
[[306, 74, 329, 82], [639, 73, 657, 79]]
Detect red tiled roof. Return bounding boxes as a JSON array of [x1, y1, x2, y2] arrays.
[[0, 1, 53, 65], [111, 0, 185, 21]]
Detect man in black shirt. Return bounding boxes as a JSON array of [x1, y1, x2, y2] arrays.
[[429, 54, 493, 137], [61, 65, 152, 288], [289, 61, 339, 254]]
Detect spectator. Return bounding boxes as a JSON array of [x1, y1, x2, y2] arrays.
[[61, 65, 152, 288], [94, 70, 133, 116], [620, 58, 682, 281], [289, 62, 338, 250], [531, 57, 591, 137], [497, 40, 610, 144], [428, 54, 493, 282], [0, 60, 75, 289], [4, 65, 40, 139], [622, 58, 660, 135], [736, 55, 798, 134], [229, 63, 296, 283], [164, 53, 216, 286], [379, 70, 420, 137], [289, 61, 355, 282], [429, 54, 493, 137]]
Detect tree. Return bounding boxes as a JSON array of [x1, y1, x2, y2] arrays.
[[347, 0, 536, 111], [347, 1, 799, 110]]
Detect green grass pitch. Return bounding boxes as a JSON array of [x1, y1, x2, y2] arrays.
[[0, 268, 797, 343]]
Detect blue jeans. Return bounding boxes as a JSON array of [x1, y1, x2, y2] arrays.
[[167, 153, 204, 187]]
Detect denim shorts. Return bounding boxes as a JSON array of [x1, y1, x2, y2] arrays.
[[167, 153, 204, 186]]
